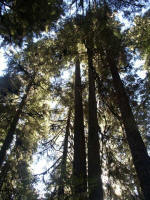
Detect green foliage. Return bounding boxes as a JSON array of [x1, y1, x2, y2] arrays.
[[0, 1, 150, 199], [0, 0, 64, 45]]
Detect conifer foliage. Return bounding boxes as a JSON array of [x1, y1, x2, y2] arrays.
[[0, 0, 150, 200]]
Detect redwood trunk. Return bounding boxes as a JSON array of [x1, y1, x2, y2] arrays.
[[73, 58, 87, 200], [58, 107, 71, 199], [0, 77, 34, 168], [87, 48, 103, 200], [109, 56, 150, 200]]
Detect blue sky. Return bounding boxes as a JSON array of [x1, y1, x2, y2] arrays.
[[0, 48, 7, 75]]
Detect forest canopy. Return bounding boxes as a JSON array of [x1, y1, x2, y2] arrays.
[[0, 0, 150, 200]]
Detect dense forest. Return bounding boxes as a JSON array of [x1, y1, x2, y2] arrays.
[[0, 0, 150, 199]]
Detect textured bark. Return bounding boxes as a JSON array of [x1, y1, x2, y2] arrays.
[[0, 77, 34, 169], [108, 55, 150, 200], [73, 58, 87, 200], [58, 107, 71, 200], [87, 48, 103, 200]]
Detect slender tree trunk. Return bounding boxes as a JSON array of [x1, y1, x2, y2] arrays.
[[87, 48, 103, 200], [58, 107, 71, 200], [0, 77, 34, 169], [0, 129, 26, 190], [73, 58, 87, 200], [108, 55, 150, 200]]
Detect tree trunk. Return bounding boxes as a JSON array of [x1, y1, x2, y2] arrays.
[[73, 58, 87, 200], [87, 48, 103, 200], [108, 55, 150, 200], [58, 107, 71, 200], [0, 77, 34, 169]]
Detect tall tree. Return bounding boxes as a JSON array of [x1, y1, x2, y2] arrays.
[[107, 49, 150, 200], [73, 57, 87, 199], [85, 23, 103, 198], [58, 107, 71, 200], [86, 5, 150, 198], [0, 74, 35, 168]]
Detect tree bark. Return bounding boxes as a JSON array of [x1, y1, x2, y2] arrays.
[[0, 77, 34, 169], [108, 55, 150, 200], [58, 107, 71, 200], [87, 48, 103, 200], [73, 58, 87, 200]]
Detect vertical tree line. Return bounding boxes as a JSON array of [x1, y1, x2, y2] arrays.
[[0, 0, 150, 200], [73, 57, 87, 199]]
